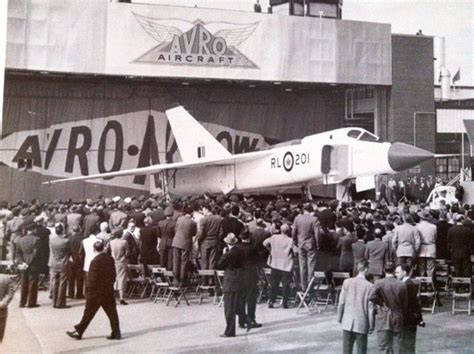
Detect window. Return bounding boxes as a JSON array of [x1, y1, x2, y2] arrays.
[[436, 157, 460, 182], [347, 129, 361, 139], [358, 131, 379, 142]]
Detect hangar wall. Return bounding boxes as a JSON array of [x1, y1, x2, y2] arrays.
[[390, 34, 436, 175], [0, 76, 345, 201]]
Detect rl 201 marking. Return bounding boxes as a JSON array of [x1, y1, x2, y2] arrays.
[[270, 152, 310, 172]]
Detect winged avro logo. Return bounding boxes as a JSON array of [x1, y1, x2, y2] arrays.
[[132, 13, 259, 68]]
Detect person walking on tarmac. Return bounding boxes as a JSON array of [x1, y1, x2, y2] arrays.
[[235, 226, 262, 331]]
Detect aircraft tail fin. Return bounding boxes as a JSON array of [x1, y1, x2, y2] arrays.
[[165, 106, 232, 162]]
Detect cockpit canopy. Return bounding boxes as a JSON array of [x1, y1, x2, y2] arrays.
[[345, 128, 379, 142]]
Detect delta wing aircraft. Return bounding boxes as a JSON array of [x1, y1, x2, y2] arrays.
[[44, 105, 434, 196]]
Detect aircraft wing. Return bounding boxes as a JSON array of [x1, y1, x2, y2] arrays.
[[42, 150, 270, 185]]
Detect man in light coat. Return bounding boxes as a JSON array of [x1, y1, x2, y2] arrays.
[[392, 215, 420, 267], [337, 260, 375, 354], [263, 223, 294, 309], [50, 223, 71, 308], [292, 204, 319, 290], [416, 211, 437, 277], [172, 207, 197, 286]]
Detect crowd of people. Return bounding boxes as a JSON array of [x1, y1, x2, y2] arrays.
[[378, 175, 464, 204], [0, 189, 473, 348]]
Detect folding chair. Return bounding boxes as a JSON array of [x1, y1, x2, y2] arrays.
[[434, 261, 450, 295], [215, 270, 225, 307], [451, 277, 472, 315], [163, 270, 190, 307], [149, 267, 170, 302], [332, 272, 350, 308], [416, 276, 437, 314], [296, 274, 317, 314], [196, 269, 217, 304], [127, 264, 148, 299], [257, 268, 272, 303]]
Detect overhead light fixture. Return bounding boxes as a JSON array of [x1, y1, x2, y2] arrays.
[[249, 84, 256, 88], [273, 81, 282, 85], [40, 71, 49, 75], [182, 82, 190, 85], [285, 88, 293, 92], [330, 83, 337, 86]]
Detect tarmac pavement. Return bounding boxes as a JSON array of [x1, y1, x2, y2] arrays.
[[2, 289, 474, 353]]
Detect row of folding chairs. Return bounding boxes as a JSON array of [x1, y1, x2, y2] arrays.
[[296, 271, 350, 315], [127, 265, 227, 307]]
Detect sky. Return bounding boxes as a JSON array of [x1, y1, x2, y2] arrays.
[[139, 0, 473, 86]]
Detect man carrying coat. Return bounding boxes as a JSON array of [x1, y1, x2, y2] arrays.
[[337, 260, 375, 354]]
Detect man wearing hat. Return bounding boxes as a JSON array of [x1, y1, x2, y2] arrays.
[[416, 211, 437, 277], [217, 233, 243, 338], [221, 206, 244, 260], [157, 206, 176, 270]]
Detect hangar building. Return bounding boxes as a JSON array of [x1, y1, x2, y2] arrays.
[[0, 0, 435, 201]]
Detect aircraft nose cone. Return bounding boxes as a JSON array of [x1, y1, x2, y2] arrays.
[[388, 143, 434, 172]]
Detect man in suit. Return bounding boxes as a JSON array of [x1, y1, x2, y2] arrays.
[[67, 225, 85, 299], [352, 231, 366, 276], [435, 212, 451, 260], [263, 223, 294, 309], [337, 260, 375, 354], [122, 221, 140, 265], [15, 223, 40, 308], [172, 207, 197, 285], [416, 211, 437, 277], [197, 205, 223, 273], [0, 274, 15, 343], [235, 227, 262, 330], [66, 205, 83, 233], [365, 226, 389, 281], [220, 206, 244, 259], [392, 215, 420, 267], [292, 204, 319, 290], [250, 218, 271, 268], [157, 206, 176, 270], [140, 217, 159, 276], [217, 233, 243, 338], [395, 263, 423, 354], [67, 241, 121, 340], [370, 262, 408, 354], [50, 223, 71, 308], [447, 216, 473, 277], [83, 207, 99, 241]]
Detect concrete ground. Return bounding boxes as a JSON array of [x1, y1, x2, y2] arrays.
[[2, 289, 474, 353]]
